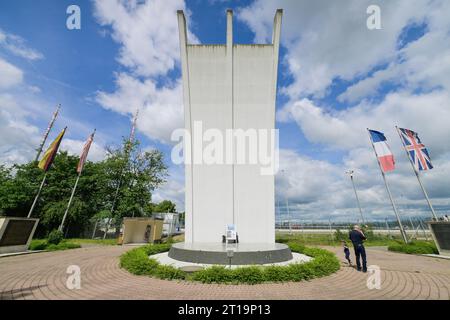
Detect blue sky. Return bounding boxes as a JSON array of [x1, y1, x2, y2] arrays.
[[1, 0, 450, 223]]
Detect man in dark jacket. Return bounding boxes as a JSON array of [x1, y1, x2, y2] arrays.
[[349, 225, 367, 272]]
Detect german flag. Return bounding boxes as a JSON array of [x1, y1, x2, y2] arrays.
[[38, 127, 66, 171]]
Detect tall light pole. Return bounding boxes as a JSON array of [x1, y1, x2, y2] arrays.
[[346, 170, 365, 225], [281, 169, 292, 234]]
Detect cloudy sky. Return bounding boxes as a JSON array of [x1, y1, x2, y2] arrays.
[[1, 0, 449, 223]]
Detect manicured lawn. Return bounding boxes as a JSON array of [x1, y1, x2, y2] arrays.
[[388, 241, 438, 255], [66, 238, 118, 246], [29, 239, 81, 251], [276, 232, 403, 247], [29, 238, 117, 251]]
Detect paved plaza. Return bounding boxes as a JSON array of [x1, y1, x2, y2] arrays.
[[0, 245, 449, 300]]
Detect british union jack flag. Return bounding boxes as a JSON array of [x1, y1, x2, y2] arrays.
[[399, 128, 433, 171]]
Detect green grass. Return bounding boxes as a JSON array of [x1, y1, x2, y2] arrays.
[[119, 242, 340, 284], [276, 232, 404, 247], [29, 239, 81, 251], [66, 238, 117, 246], [388, 241, 438, 255]]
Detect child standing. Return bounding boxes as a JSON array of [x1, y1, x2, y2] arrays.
[[342, 241, 352, 266]]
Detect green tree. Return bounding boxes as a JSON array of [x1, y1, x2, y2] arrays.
[[153, 200, 177, 213], [0, 137, 168, 237], [102, 139, 168, 221]]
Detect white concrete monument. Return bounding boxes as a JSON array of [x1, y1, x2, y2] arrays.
[[177, 9, 282, 244], [170, 9, 291, 264]]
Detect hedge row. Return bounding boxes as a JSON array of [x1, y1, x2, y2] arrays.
[[119, 242, 340, 284], [388, 241, 438, 255]]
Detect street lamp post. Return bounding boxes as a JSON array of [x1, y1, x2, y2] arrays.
[[346, 170, 365, 225], [281, 170, 292, 234]]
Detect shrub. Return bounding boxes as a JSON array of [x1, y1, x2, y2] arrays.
[[47, 230, 64, 245], [191, 265, 233, 283], [120, 250, 159, 275], [388, 241, 438, 255], [233, 266, 264, 284], [154, 264, 186, 280], [142, 243, 172, 256], [120, 242, 341, 284]]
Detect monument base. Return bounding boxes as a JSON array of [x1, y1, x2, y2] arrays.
[[168, 242, 293, 265], [0, 216, 39, 254], [428, 221, 450, 257]]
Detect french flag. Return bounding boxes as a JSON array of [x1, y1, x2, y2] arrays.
[[369, 129, 395, 172]]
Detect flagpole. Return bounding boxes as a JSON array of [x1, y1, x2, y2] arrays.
[[28, 172, 47, 218], [395, 126, 438, 220], [104, 109, 139, 239], [367, 129, 408, 243], [59, 173, 81, 232], [346, 170, 365, 225], [35, 104, 61, 162], [59, 129, 96, 233]]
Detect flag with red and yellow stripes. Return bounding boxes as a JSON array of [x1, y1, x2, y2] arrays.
[[38, 127, 66, 171]]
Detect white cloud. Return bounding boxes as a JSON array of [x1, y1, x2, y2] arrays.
[[238, 0, 442, 99], [276, 148, 450, 223], [0, 58, 23, 89], [239, 0, 450, 221], [278, 90, 450, 157], [60, 139, 107, 162], [0, 28, 44, 60], [339, 5, 450, 103], [93, 0, 197, 77], [96, 73, 183, 143], [0, 93, 40, 165], [93, 0, 199, 144]]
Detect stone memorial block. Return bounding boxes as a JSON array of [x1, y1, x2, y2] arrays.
[[0, 217, 39, 254]]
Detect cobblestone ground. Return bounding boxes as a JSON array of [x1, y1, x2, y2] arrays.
[[0, 245, 449, 300]]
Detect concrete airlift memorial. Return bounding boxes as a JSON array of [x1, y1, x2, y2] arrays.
[[167, 9, 294, 265]]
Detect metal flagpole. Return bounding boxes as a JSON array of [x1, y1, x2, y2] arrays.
[[28, 172, 48, 218], [408, 216, 416, 241], [281, 169, 292, 234], [286, 197, 292, 234], [59, 129, 96, 233], [35, 105, 61, 162], [385, 217, 391, 239], [367, 129, 408, 243], [58, 173, 81, 232], [395, 126, 437, 220], [104, 109, 139, 239], [346, 170, 365, 225], [91, 219, 98, 239], [419, 219, 428, 240]]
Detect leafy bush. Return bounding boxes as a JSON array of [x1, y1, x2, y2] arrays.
[[120, 242, 340, 284], [47, 229, 64, 245], [142, 243, 172, 255], [120, 249, 159, 275], [388, 241, 438, 255], [190, 265, 234, 283], [154, 264, 186, 280]]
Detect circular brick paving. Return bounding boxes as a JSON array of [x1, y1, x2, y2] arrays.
[[0, 245, 449, 300]]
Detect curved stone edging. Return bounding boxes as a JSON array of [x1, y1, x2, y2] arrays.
[[168, 242, 293, 265]]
